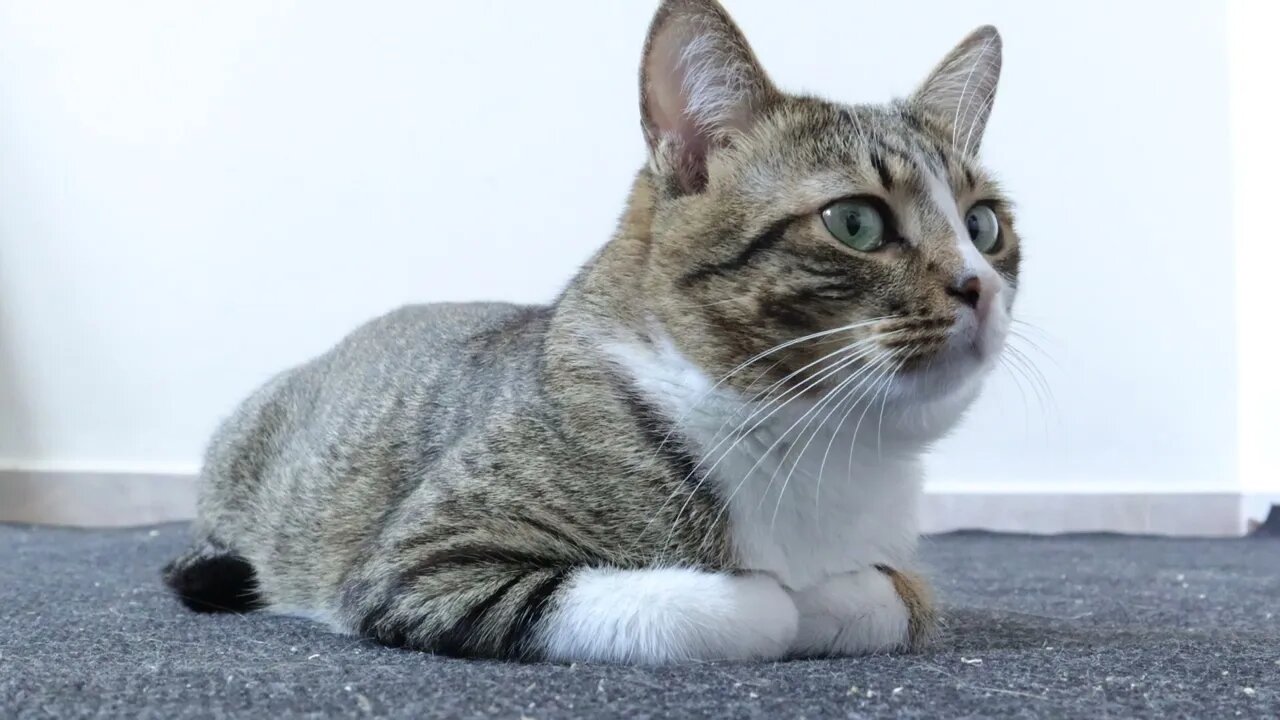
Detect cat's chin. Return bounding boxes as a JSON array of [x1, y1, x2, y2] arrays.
[[892, 356, 986, 404], [900, 337, 1002, 398], [875, 337, 1004, 444], [873, 368, 986, 448]]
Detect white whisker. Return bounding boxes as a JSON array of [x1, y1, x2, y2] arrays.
[[768, 351, 896, 530], [762, 351, 892, 508], [653, 317, 897, 455], [846, 353, 903, 475], [666, 341, 883, 531], [655, 331, 900, 553], [875, 356, 909, 458], [814, 352, 900, 525], [998, 355, 1033, 439], [689, 339, 900, 556]]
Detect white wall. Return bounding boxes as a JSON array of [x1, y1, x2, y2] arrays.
[[1230, 0, 1280, 522], [0, 1, 1237, 497]]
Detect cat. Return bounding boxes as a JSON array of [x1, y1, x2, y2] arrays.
[[164, 0, 1017, 665]]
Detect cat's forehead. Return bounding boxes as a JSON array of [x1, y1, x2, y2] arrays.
[[723, 100, 1000, 218]]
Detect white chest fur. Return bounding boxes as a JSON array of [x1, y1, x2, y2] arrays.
[[607, 335, 923, 591]]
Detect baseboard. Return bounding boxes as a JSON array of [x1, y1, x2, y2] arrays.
[[0, 469, 197, 528], [918, 491, 1244, 537], [0, 469, 1255, 536]]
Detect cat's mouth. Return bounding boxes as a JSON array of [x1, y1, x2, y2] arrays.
[[866, 310, 1009, 403], [869, 313, 994, 369], [951, 321, 994, 361]]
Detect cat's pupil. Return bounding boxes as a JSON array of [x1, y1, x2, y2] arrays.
[[966, 213, 980, 239], [845, 213, 863, 236]]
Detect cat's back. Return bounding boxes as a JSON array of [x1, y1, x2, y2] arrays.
[[265, 300, 540, 416], [200, 301, 549, 522], [346, 301, 535, 355], [321, 301, 539, 382]]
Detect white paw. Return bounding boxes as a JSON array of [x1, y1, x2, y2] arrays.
[[537, 567, 798, 665], [789, 570, 910, 657]]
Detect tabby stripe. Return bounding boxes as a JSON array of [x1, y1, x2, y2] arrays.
[[391, 527, 455, 555], [400, 544, 563, 583], [627, 392, 701, 481], [602, 367, 710, 495], [927, 142, 950, 175], [807, 280, 859, 293], [760, 300, 816, 330], [869, 151, 894, 191], [504, 512, 587, 551], [774, 247, 855, 279], [432, 573, 526, 657], [680, 215, 796, 285], [877, 141, 916, 168], [901, 108, 926, 135], [778, 286, 859, 307], [506, 568, 570, 660], [357, 596, 409, 648], [803, 282, 863, 300], [798, 266, 855, 281]]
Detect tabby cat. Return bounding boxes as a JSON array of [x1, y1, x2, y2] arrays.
[[164, 0, 1018, 664]]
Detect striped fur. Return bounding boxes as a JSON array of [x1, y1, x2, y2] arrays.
[[165, 0, 1019, 664]]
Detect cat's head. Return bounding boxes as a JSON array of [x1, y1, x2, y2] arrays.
[[628, 0, 1019, 427]]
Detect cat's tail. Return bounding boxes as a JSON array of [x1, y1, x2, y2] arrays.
[[162, 539, 265, 613]]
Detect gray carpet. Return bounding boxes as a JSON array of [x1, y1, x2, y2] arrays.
[[2, 523, 1277, 719]]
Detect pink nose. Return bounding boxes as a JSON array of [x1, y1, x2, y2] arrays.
[[947, 274, 1000, 325], [946, 276, 982, 310]]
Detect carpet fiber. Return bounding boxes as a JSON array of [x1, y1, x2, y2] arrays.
[[2, 523, 1277, 719]]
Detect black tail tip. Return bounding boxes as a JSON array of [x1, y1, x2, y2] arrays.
[[162, 552, 265, 614]]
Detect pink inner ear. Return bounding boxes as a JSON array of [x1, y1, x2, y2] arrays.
[[645, 30, 689, 138], [645, 28, 711, 191], [640, 3, 775, 193]]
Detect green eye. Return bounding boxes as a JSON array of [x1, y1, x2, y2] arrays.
[[821, 199, 886, 252], [965, 204, 1001, 253]]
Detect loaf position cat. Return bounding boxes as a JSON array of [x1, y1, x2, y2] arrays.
[[165, 0, 1018, 664]]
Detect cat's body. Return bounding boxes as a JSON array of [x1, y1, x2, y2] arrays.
[[166, 0, 1018, 664]]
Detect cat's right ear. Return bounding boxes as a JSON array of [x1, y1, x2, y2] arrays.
[[640, 0, 779, 194], [911, 26, 1003, 156]]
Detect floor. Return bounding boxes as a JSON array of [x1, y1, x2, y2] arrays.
[[2, 523, 1277, 719]]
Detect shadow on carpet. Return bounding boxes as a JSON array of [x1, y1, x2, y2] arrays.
[[2, 523, 1277, 719]]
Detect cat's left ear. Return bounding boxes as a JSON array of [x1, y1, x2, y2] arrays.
[[911, 26, 1002, 155], [640, 0, 780, 194]]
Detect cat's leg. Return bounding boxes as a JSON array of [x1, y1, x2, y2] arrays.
[[537, 567, 799, 664], [788, 565, 936, 657], [345, 563, 798, 664]]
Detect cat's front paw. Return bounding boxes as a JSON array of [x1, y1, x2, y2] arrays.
[[873, 564, 937, 650], [538, 567, 798, 664], [788, 567, 936, 657]]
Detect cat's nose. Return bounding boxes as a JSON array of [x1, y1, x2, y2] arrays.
[[946, 275, 982, 310]]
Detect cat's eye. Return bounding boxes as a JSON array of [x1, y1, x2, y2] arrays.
[[821, 200, 886, 252], [965, 204, 1001, 253]]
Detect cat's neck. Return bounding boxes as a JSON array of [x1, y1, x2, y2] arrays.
[[599, 326, 923, 586], [554, 169, 665, 338]]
